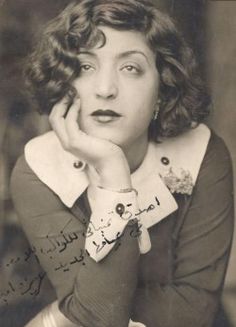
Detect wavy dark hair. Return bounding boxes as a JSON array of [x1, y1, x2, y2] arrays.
[[25, 0, 210, 139]]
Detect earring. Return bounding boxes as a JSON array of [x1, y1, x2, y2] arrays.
[[153, 108, 159, 120], [153, 100, 161, 121]]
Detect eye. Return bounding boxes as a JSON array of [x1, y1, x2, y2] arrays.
[[125, 65, 137, 72], [80, 64, 95, 72], [121, 64, 142, 75]]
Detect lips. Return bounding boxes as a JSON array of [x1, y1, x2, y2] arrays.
[[91, 109, 122, 123], [91, 109, 121, 117]]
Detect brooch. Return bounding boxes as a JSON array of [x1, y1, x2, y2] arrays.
[[161, 168, 194, 195]]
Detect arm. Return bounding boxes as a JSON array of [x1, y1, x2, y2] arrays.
[[11, 95, 144, 327], [11, 155, 140, 327], [131, 134, 234, 327]]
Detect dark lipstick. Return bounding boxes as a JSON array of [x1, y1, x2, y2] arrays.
[[91, 109, 121, 117], [91, 109, 122, 123]]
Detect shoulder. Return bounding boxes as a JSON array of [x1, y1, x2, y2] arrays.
[[11, 154, 37, 190], [153, 124, 233, 197], [18, 131, 89, 207], [204, 131, 232, 168], [10, 154, 56, 203], [10, 153, 70, 227], [197, 130, 233, 188], [153, 124, 211, 195]]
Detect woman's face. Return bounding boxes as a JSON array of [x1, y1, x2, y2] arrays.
[[73, 26, 160, 151]]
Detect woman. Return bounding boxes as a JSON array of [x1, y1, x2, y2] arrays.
[[10, 0, 234, 326]]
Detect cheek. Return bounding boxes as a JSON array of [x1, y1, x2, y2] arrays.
[[127, 75, 159, 105], [73, 79, 91, 99], [130, 87, 158, 116]]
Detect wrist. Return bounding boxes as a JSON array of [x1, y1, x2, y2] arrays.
[[97, 185, 138, 195], [98, 154, 132, 189]]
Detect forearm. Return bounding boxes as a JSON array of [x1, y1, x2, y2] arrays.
[[11, 156, 142, 327], [59, 223, 140, 327]]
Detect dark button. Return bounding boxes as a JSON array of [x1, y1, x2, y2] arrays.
[[161, 156, 170, 165], [116, 203, 125, 217], [73, 161, 85, 169]]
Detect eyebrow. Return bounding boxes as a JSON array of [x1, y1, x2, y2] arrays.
[[78, 50, 150, 63], [118, 50, 149, 63]]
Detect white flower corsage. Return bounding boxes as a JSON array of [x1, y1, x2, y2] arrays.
[[161, 167, 194, 195]]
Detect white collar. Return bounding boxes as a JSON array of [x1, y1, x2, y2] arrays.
[[25, 124, 210, 228]]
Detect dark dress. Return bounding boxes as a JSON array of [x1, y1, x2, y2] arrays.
[[10, 131, 234, 327]]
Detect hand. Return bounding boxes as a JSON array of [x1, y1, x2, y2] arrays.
[[49, 95, 131, 189], [50, 95, 151, 256]]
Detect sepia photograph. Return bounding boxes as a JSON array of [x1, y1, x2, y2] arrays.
[[0, 0, 236, 326]]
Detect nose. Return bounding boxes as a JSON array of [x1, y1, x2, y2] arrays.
[[94, 68, 118, 99]]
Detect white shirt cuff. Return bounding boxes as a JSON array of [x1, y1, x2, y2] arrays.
[[85, 186, 139, 262]]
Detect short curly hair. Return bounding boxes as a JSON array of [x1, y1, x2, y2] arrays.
[[25, 0, 210, 139]]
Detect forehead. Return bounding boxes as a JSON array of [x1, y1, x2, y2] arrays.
[[79, 26, 155, 60]]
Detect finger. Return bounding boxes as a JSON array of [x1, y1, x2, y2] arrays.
[[65, 99, 102, 160], [65, 96, 81, 134], [64, 97, 90, 151], [49, 96, 70, 147], [50, 95, 72, 120]]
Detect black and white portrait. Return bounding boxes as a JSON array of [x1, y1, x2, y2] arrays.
[[0, 1, 235, 326]]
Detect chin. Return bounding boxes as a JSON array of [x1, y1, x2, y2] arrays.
[[82, 125, 121, 143], [96, 133, 124, 146]]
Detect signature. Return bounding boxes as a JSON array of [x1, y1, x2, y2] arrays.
[[0, 195, 160, 305], [89, 195, 160, 253], [0, 272, 46, 305]]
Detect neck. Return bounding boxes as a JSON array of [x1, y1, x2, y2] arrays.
[[122, 134, 149, 174]]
